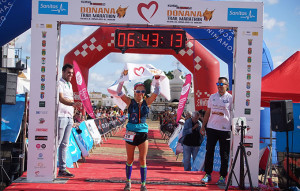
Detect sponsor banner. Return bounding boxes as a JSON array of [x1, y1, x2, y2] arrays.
[[176, 74, 191, 123], [38, 1, 68, 15], [85, 119, 102, 145], [32, 1, 263, 28], [73, 60, 96, 119], [69, 133, 82, 163], [230, 27, 263, 187], [27, 20, 58, 182], [1, 94, 25, 142]]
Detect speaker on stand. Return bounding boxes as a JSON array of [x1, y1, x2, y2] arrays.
[[270, 100, 294, 190]]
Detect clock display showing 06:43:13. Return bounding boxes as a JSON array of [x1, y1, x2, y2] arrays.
[[114, 29, 186, 51]]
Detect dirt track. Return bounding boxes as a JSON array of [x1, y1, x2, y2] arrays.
[[90, 119, 183, 164]]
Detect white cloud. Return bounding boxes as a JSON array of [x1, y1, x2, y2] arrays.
[[263, 13, 285, 31], [60, 26, 98, 56], [15, 29, 31, 56], [266, 0, 278, 5], [87, 72, 117, 93], [272, 55, 285, 69], [108, 53, 163, 64]]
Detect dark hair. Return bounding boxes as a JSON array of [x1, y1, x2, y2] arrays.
[[62, 63, 73, 72], [198, 109, 206, 117], [218, 77, 228, 83]]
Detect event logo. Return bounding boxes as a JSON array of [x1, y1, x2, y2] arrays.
[[247, 73, 251, 80], [247, 65, 251, 72], [41, 75, 45, 82], [36, 128, 47, 132], [116, 6, 128, 18], [133, 67, 145, 76], [227, 8, 257, 22], [39, 101, 46, 107], [246, 99, 250, 106], [137, 1, 158, 23], [248, 39, 253, 46], [36, 110, 48, 114], [246, 82, 251, 89], [75, 71, 83, 86], [244, 108, 251, 115], [41, 57, 46, 64], [41, 83, 45, 90], [181, 84, 190, 95], [38, 1, 68, 15], [42, 40, 46, 47], [42, 31, 47, 38], [35, 136, 48, 141], [203, 9, 215, 21], [39, 118, 45, 124], [38, 153, 43, 159], [35, 162, 46, 168], [246, 91, 250, 98]]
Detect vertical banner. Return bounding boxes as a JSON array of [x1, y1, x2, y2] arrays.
[[27, 21, 58, 181], [231, 27, 263, 187], [176, 74, 192, 123], [73, 60, 95, 119]]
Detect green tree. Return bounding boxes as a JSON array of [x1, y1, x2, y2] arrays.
[[143, 79, 152, 96], [164, 71, 174, 79]]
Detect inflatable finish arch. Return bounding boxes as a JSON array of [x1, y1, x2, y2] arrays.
[[64, 27, 219, 110]]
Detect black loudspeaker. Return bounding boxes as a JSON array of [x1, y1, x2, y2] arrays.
[[0, 73, 17, 105], [270, 100, 294, 132]]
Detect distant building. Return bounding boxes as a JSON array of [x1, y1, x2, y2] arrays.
[[150, 69, 195, 115], [89, 91, 103, 107], [102, 96, 114, 107]]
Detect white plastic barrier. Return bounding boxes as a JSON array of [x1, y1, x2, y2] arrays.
[[85, 119, 102, 145]]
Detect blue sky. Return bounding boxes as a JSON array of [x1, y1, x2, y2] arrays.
[[15, 0, 300, 95]]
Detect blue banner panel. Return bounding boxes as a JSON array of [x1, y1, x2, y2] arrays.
[[1, 94, 25, 142], [0, 0, 32, 46], [68, 132, 81, 163], [78, 122, 94, 151]]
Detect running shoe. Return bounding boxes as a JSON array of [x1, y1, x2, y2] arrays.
[[140, 185, 147, 191], [217, 176, 226, 185], [124, 181, 131, 191], [201, 174, 212, 183], [58, 169, 75, 178]]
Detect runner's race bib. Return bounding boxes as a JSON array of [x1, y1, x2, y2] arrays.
[[124, 131, 136, 142]]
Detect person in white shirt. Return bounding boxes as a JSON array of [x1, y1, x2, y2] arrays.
[[200, 77, 233, 185], [57, 64, 81, 177]]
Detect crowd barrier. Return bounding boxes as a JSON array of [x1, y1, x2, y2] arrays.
[[160, 122, 221, 171], [65, 116, 126, 167]]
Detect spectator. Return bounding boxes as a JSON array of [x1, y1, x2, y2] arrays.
[[179, 111, 203, 171], [200, 77, 233, 185]]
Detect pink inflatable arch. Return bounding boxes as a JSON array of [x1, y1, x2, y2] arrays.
[[64, 27, 219, 110]]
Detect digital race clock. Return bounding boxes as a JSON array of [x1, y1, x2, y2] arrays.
[[114, 29, 186, 53]]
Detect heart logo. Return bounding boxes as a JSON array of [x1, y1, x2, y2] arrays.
[[134, 67, 145, 76], [137, 1, 158, 23]]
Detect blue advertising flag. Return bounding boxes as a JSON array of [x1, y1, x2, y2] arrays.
[[1, 94, 25, 142], [0, 0, 32, 46]]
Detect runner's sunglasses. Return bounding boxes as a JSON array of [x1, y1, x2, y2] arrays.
[[216, 83, 228, 86], [135, 90, 146, 93]]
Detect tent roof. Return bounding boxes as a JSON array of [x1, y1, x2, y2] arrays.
[[261, 51, 300, 107]]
